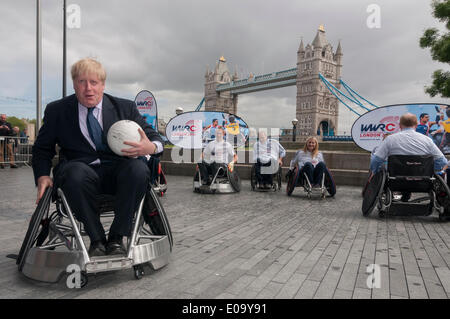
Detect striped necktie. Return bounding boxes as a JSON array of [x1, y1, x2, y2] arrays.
[[86, 107, 105, 151]]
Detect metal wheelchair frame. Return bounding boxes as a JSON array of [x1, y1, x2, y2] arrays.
[[193, 163, 241, 194], [250, 163, 282, 192], [17, 186, 173, 287]]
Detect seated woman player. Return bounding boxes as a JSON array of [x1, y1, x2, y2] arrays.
[[198, 127, 238, 185], [289, 136, 327, 187]]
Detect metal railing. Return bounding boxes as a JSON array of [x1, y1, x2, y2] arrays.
[[0, 136, 32, 166]]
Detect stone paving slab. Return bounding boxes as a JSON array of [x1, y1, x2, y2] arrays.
[[0, 167, 450, 299]]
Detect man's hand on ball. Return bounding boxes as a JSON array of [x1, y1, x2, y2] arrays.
[[122, 128, 156, 157]]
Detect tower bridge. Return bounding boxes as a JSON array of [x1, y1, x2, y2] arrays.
[[204, 25, 343, 137]]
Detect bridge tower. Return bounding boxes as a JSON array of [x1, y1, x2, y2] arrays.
[[296, 25, 342, 137], [204, 56, 239, 114]]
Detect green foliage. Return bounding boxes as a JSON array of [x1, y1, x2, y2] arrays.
[[6, 116, 26, 131], [421, 0, 450, 98]]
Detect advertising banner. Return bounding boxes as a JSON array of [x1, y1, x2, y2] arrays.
[[134, 90, 158, 131], [165, 111, 249, 149], [351, 103, 450, 154]]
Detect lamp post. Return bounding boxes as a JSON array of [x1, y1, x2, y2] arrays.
[[36, 0, 42, 133], [175, 107, 184, 115], [63, 0, 67, 98], [292, 118, 298, 142]]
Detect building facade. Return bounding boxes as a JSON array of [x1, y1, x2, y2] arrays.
[[296, 26, 342, 136]]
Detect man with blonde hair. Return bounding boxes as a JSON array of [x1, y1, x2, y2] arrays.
[[370, 113, 448, 174], [32, 58, 163, 256]]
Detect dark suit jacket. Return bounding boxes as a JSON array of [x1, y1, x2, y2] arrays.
[[32, 93, 163, 184]]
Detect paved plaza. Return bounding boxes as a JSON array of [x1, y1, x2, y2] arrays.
[[1, 167, 450, 299]]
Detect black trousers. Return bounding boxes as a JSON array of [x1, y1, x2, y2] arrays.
[[255, 159, 276, 184], [301, 162, 326, 185], [55, 159, 150, 243], [198, 161, 222, 183]]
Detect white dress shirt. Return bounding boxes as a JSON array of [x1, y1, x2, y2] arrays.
[[203, 140, 235, 164], [371, 127, 448, 173], [253, 139, 286, 163]]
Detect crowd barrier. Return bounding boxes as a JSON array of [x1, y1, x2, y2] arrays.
[[0, 136, 32, 166]]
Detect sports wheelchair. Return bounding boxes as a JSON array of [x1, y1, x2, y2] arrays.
[[193, 163, 241, 194], [286, 165, 336, 199], [362, 155, 450, 221], [250, 161, 282, 192], [16, 182, 173, 287], [148, 155, 167, 197]]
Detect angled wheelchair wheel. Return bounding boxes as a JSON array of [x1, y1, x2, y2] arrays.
[[17, 187, 53, 272], [143, 187, 174, 250], [324, 168, 336, 197], [362, 171, 386, 217], [434, 174, 450, 220], [250, 165, 257, 191], [286, 167, 299, 196], [228, 167, 241, 192]]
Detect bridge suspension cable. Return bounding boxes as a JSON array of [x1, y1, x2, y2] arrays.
[[339, 79, 379, 109], [319, 73, 378, 117], [195, 97, 205, 111]]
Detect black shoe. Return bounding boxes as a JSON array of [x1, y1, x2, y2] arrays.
[[106, 236, 126, 255], [10, 164, 18, 168], [88, 241, 106, 257]]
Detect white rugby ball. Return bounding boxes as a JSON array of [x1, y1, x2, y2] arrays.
[[107, 120, 141, 156]]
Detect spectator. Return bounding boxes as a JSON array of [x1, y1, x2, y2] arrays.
[[20, 127, 29, 144], [0, 114, 18, 169]]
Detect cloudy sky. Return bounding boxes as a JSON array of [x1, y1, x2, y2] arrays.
[[0, 0, 448, 134]]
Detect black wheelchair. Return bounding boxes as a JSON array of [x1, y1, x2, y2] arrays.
[[16, 170, 173, 287], [193, 163, 241, 194], [250, 161, 282, 192], [362, 155, 450, 221], [286, 165, 336, 199], [148, 155, 167, 197]]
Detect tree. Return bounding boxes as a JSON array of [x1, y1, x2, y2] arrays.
[[420, 0, 450, 98], [6, 116, 26, 131]]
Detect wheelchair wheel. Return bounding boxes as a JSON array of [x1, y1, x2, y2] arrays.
[[324, 168, 336, 197], [228, 167, 241, 192], [250, 165, 256, 191], [362, 170, 386, 217], [143, 187, 174, 250], [17, 187, 53, 272], [286, 167, 299, 196], [434, 174, 450, 219]]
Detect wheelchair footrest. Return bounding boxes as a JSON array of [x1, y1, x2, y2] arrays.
[[86, 256, 133, 273], [388, 202, 432, 216]]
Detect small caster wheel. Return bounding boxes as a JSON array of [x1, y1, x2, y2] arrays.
[[378, 211, 386, 218], [134, 265, 144, 280], [80, 271, 88, 288]]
